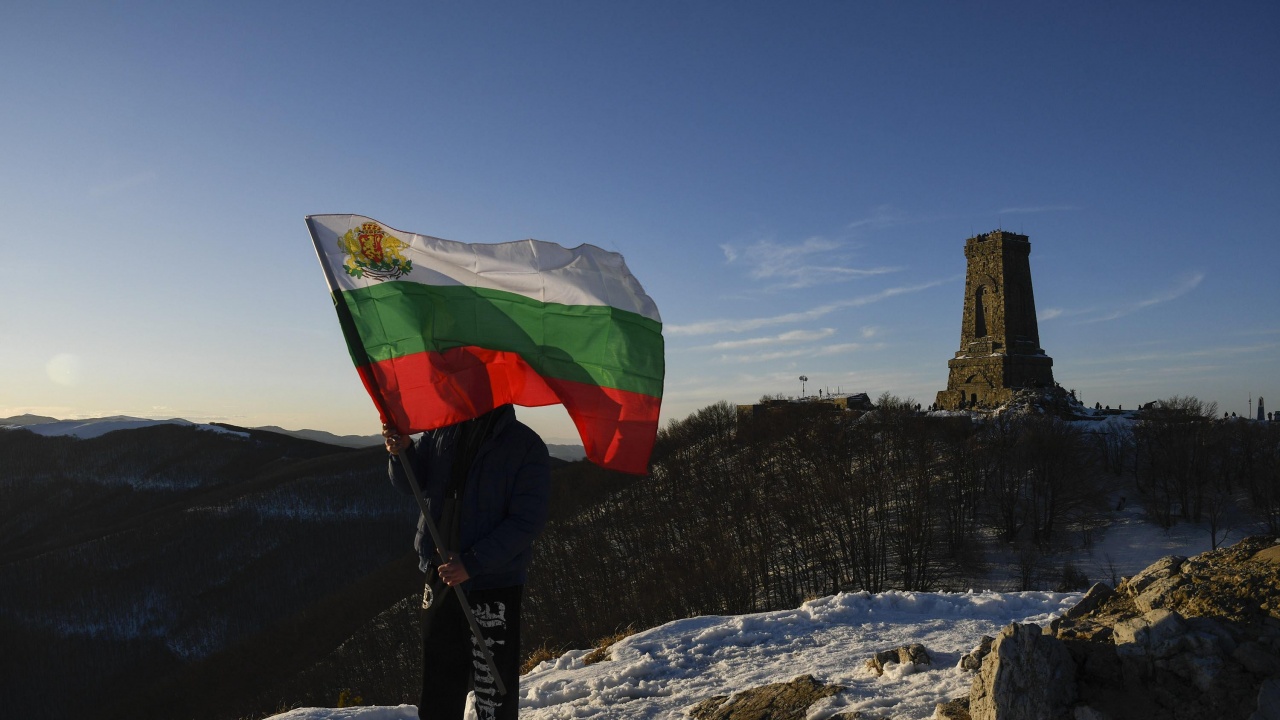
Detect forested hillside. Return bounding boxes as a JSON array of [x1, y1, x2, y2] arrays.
[[522, 396, 1280, 655], [0, 425, 416, 720], [114, 449, 613, 720]]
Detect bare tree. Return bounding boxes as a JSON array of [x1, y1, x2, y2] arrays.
[[1133, 396, 1218, 526]]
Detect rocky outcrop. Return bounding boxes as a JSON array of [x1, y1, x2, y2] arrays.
[[968, 623, 1076, 720], [962, 536, 1280, 720], [935, 696, 972, 720], [864, 642, 932, 676], [687, 674, 842, 720], [959, 635, 995, 671]]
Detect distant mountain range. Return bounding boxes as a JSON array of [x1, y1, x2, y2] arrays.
[[250, 424, 385, 448], [0, 414, 587, 460], [0, 414, 249, 440], [0, 413, 60, 426]]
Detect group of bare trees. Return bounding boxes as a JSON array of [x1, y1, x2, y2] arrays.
[[523, 397, 1113, 653], [1132, 396, 1280, 545]]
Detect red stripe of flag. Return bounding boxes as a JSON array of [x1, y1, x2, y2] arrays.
[[358, 347, 660, 474]]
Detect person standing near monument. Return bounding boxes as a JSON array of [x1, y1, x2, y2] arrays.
[[384, 404, 550, 720]]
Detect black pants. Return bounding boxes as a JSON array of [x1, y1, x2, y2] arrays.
[[419, 584, 522, 720]]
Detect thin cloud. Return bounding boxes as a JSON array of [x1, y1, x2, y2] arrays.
[[666, 278, 953, 337], [1133, 272, 1205, 309], [844, 205, 961, 232], [1076, 272, 1205, 324], [701, 328, 836, 351], [1038, 307, 1096, 322], [721, 236, 901, 290], [847, 205, 907, 231]]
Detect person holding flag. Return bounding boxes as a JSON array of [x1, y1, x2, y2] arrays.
[[307, 214, 663, 719], [384, 404, 549, 720]]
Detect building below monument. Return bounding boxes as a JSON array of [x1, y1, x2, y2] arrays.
[[936, 230, 1055, 410]]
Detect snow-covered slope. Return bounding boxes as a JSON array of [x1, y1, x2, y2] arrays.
[[268, 589, 1079, 720], [268, 708, 419, 720], [520, 590, 1080, 719], [265, 491, 1260, 720]]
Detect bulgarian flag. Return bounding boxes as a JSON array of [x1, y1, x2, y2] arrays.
[[306, 214, 664, 475]]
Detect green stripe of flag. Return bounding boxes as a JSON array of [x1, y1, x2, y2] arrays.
[[336, 281, 665, 398]]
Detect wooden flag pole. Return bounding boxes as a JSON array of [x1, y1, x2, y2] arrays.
[[396, 449, 507, 698]]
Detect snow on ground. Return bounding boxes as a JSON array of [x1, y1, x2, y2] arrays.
[[269, 707, 419, 720], [1051, 488, 1266, 592], [266, 499, 1266, 720], [268, 589, 1080, 720], [5, 415, 249, 439], [519, 590, 1079, 719], [1073, 501, 1212, 584]]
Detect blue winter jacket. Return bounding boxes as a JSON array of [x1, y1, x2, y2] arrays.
[[388, 404, 551, 590]]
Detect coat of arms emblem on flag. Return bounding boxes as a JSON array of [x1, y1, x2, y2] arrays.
[[338, 221, 414, 281]]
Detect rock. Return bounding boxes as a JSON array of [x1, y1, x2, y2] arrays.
[[1185, 615, 1237, 655], [1063, 583, 1116, 621], [687, 674, 842, 720], [935, 696, 971, 720], [969, 623, 1076, 720], [1165, 651, 1226, 693], [1233, 641, 1280, 676], [960, 636, 994, 671], [1052, 584, 1121, 643], [955, 538, 1280, 719], [1113, 607, 1187, 661], [691, 696, 729, 718], [1251, 677, 1280, 720], [1050, 536, 1280, 720], [1251, 545, 1280, 565], [864, 643, 932, 676], [1124, 555, 1185, 597], [1133, 574, 1187, 614]]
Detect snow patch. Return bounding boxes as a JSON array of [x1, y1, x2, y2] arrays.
[[12, 416, 249, 439], [268, 589, 1079, 720], [267, 706, 418, 720]]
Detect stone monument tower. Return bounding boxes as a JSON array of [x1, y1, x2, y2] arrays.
[[936, 230, 1054, 409]]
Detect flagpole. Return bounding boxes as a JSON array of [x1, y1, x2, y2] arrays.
[[396, 450, 507, 698]]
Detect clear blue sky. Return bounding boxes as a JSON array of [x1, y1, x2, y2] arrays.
[[3, 1, 1277, 443]]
